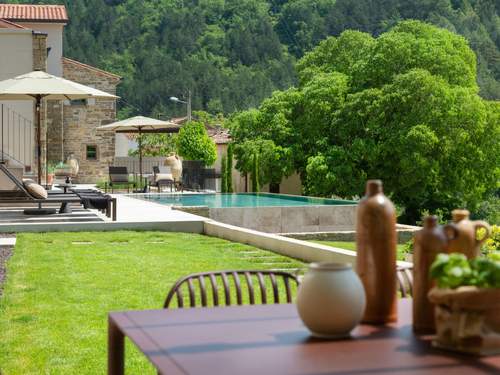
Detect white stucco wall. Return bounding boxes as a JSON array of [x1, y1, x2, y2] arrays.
[[0, 29, 35, 166], [114, 133, 135, 157], [17, 22, 64, 77]]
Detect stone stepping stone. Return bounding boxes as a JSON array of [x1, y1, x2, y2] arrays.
[[72, 241, 94, 245], [0, 238, 16, 246]]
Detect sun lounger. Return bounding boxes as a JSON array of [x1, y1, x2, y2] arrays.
[[0, 163, 116, 220]]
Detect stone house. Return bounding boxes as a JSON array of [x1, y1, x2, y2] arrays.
[[0, 4, 120, 184]]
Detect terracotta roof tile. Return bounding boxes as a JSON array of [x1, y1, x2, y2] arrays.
[[207, 126, 231, 145], [0, 4, 68, 23], [0, 18, 27, 29]]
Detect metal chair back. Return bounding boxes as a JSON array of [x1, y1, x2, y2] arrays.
[[164, 270, 299, 308], [109, 166, 129, 183]]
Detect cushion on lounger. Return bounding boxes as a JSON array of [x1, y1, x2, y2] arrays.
[[23, 180, 48, 199], [155, 173, 173, 182]]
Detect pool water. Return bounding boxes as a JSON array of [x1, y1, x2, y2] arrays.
[[136, 193, 356, 208]]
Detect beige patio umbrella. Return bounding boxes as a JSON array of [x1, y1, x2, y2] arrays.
[[97, 116, 181, 179], [0, 70, 118, 184]]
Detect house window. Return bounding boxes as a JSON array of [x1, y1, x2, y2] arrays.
[[86, 145, 97, 160], [70, 99, 87, 106]]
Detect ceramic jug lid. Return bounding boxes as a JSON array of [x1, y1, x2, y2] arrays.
[[452, 209, 470, 222]]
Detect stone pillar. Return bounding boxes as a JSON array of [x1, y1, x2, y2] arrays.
[[46, 100, 64, 163], [32, 32, 47, 72]]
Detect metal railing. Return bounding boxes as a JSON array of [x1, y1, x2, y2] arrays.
[[113, 156, 168, 175], [0, 104, 34, 171]]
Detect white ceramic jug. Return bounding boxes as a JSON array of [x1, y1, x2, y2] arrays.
[[297, 262, 366, 339]]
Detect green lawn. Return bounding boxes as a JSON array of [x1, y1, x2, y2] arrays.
[[313, 241, 408, 260], [0, 231, 303, 374]]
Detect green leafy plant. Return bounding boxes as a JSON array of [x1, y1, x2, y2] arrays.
[[481, 225, 500, 255], [47, 162, 60, 174], [430, 253, 500, 289]]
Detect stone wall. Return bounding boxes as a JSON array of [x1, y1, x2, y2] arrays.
[[32, 32, 48, 181], [32, 32, 47, 71], [209, 204, 358, 233], [60, 58, 120, 183]]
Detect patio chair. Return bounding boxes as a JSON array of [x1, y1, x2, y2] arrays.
[[163, 270, 299, 308], [151, 166, 175, 192], [105, 166, 136, 193]]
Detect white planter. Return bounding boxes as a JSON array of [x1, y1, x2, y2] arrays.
[[297, 262, 366, 339]]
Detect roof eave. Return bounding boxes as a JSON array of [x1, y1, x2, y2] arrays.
[[9, 19, 68, 24]]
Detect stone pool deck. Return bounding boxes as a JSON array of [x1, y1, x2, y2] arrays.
[[0, 195, 205, 233]]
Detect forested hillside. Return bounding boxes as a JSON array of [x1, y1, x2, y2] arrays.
[[8, 0, 500, 117]]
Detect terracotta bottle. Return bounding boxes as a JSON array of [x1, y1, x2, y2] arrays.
[[412, 216, 458, 334], [447, 209, 491, 259], [356, 180, 397, 324]]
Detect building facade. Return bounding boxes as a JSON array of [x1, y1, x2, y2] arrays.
[[0, 4, 119, 183]]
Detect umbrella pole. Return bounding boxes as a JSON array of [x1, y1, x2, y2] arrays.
[[24, 95, 56, 215], [36, 95, 42, 184], [138, 128, 143, 185]]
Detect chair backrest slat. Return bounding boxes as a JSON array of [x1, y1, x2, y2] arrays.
[[397, 266, 413, 298], [198, 275, 208, 307], [176, 288, 184, 308], [256, 272, 267, 304], [221, 272, 231, 306], [283, 276, 292, 303], [164, 270, 299, 309], [232, 272, 243, 305], [187, 278, 196, 307], [269, 273, 279, 303], [208, 274, 219, 306], [244, 271, 255, 305]]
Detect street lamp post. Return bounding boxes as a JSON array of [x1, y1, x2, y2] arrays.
[[170, 90, 192, 122]]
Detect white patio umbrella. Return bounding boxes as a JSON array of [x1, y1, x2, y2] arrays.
[[97, 116, 181, 179], [0, 70, 118, 184]]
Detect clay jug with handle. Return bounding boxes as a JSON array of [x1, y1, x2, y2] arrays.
[[413, 216, 458, 334], [447, 209, 491, 259], [356, 180, 397, 324]]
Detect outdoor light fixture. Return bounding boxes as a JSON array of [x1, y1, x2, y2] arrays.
[[169, 91, 192, 122]]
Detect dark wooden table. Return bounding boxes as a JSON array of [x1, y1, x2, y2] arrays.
[[108, 299, 500, 375]]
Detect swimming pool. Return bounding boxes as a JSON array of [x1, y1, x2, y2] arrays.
[[136, 193, 356, 208]]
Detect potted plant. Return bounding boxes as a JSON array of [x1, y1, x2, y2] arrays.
[[46, 163, 57, 187], [428, 252, 500, 355]]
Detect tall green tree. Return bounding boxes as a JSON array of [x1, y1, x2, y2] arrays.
[[226, 143, 234, 193], [232, 20, 500, 222], [221, 154, 228, 193], [251, 152, 260, 192]]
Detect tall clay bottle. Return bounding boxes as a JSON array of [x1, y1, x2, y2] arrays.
[[412, 216, 457, 334], [447, 209, 491, 259], [356, 180, 397, 324]]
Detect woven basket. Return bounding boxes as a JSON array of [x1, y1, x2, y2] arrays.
[[428, 286, 500, 355]]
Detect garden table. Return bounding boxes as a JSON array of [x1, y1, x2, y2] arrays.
[[108, 299, 500, 375]]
